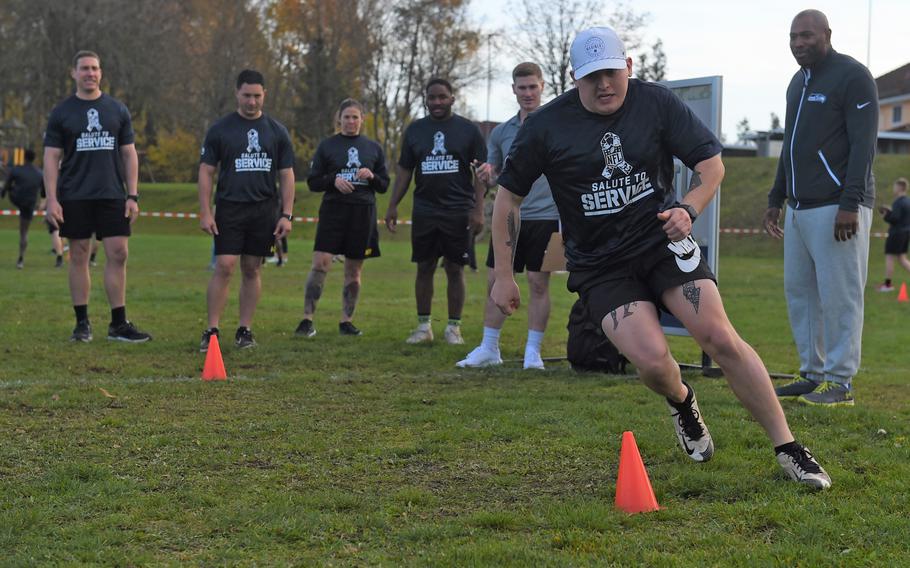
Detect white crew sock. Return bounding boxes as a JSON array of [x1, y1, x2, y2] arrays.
[[525, 329, 545, 356], [481, 326, 501, 352]]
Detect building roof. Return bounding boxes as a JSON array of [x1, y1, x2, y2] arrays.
[[876, 62, 910, 100]]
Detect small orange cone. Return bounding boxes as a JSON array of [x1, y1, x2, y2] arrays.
[[898, 283, 909, 303], [201, 335, 227, 381], [615, 431, 660, 514]]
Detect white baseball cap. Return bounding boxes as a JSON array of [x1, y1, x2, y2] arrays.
[[571, 27, 627, 80]]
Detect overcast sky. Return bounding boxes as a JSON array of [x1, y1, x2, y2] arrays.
[[462, 0, 909, 140]]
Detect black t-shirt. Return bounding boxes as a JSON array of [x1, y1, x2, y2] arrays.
[[4, 165, 44, 203], [398, 113, 487, 214], [307, 134, 390, 205], [498, 80, 722, 272], [43, 93, 135, 201], [200, 112, 295, 203], [885, 195, 910, 234]]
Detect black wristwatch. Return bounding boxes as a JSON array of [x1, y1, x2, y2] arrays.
[[126, 194, 139, 203], [671, 203, 698, 222], [282, 213, 294, 222]]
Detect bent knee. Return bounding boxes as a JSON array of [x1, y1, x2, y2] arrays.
[[697, 327, 742, 361]]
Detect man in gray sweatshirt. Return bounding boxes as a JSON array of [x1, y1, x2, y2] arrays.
[[763, 9, 878, 407]]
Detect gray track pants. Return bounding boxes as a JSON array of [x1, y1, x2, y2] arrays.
[[783, 204, 872, 386]]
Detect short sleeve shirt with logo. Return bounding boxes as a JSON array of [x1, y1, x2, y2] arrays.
[[200, 112, 295, 203], [43, 94, 134, 201], [498, 80, 722, 272], [398, 114, 487, 215], [488, 113, 558, 221], [5, 165, 44, 203], [307, 134, 389, 206]]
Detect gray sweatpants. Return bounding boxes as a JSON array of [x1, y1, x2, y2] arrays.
[[783, 204, 872, 386]]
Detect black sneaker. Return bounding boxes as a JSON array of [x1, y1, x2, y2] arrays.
[[339, 322, 362, 336], [71, 320, 93, 343], [200, 327, 220, 353], [775, 375, 819, 398], [108, 321, 152, 343], [295, 319, 316, 337], [55, 255, 64, 268], [666, 381, 714, 462], [16, 257, 24, 269], [235, 326, 256, 349], [776, 443, 832, 489]]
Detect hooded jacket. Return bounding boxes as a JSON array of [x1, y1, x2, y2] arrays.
[[768, 50, 878, 212]]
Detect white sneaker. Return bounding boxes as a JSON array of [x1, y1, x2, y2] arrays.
[[523, 350, 545, 370], [666, 381, 714, 462], [456, 345, 502, 368], [775, 443, 832, 490], [444, 324, 464, 345], [406, 324, 433, 344]]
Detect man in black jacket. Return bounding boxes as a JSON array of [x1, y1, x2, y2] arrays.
[[763, 10, 878, 407]]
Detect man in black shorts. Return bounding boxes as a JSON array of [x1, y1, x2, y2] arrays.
[[491, 27, 832, 489], [384, 78, 487, 344], [43, 51, 151, 343], [198, 69, 295, 351], [458, 62, 559, 370], [876, 177, 910, 291], [3, 149, 45, 269]]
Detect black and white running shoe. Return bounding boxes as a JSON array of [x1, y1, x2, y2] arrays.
[[71, 320, 93, 343], [776, 443, 832, 489], [108, 321, 152, 343], [235, 326, 256, 349], [666, 381, 715, 462], [199, 327, 220, 352], [295, 319, 316, 338], [338, 321, 362, 336]]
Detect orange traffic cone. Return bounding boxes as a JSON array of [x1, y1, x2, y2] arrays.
[[898, 283, 909, 303], [615, 431, 660, 514], [202, 335, 227, 381]]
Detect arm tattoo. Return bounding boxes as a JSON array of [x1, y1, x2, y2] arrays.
[[688, 171, 703, 191], [342, 281, 360, 318], [682, 281, 701, 314], [609, 302, 638, 330], [506, 209, 519, 265], [304, 268, 327, 314]]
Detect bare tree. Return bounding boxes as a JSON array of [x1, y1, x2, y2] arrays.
[[513, 0, 663, 96]]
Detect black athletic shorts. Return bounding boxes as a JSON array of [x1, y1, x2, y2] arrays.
[[10, 194, 37, 221], [567, 235, 716, 328], [885, 231, 909, 255], [314, 201, 380, 259], [59, 199, 131, 240], [485, 219, 559, 273], [214, 198, 277, 257], [411, 210, 472, 265]]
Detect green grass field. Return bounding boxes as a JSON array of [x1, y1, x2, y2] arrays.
[[1, 178, 910, 564]]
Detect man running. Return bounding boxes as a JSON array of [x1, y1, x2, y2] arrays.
[[458, 62, 559, 369], [385, 78, 487, 344], [3, 149, 45, 269], [198, 69, 295, 351], [43, 51, 151, 343], [490, 27, 831, 488]]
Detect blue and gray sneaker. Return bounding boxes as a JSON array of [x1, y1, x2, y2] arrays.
[[775, 375, 819, 398], [798, 381, 854, 407]]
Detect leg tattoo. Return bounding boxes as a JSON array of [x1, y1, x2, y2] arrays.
[[304, 269, 327, 314], [682, 281, 701, 314], [342, 281, 360, 318], [609, 302, 638, 331]]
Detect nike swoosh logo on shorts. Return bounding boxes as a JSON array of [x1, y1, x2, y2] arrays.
[[856, 101, 871, 109]]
